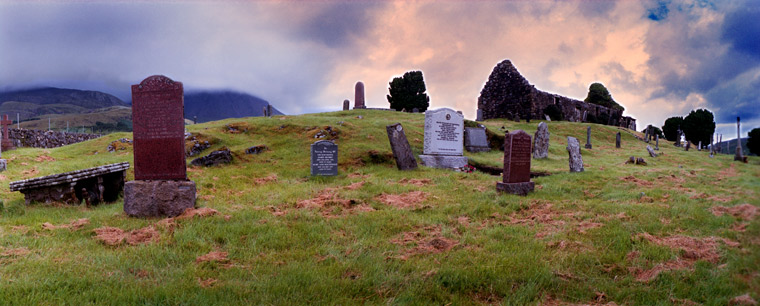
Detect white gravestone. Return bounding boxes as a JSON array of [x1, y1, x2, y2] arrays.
[[419, 108, 468, 169]]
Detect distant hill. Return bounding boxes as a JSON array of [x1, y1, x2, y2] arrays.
[[716, 138, 755, 156], [184, 90, 283, 123], [18, 106, 132, 133], [0, 87, 128, 122]]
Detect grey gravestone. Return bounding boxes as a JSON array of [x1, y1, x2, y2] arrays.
[[645, 126, 650, 143], [267, 105, 273, 117], [582, 110, 587, 122], [343, 99, 350, 111], [311, 140, 338, 176], [386, 123, 417, 170], [496, 130, 534, 196], [476, 109, 483, 121], [646, 145, 657, 158], [532, 122, 549, 159], [655, 135, 659, 150], [262, 106, 267, 117], [545, 115, 551, 121], [464, 127, 490, 152], [734, 117, 744, 161], [419, 108, 468, 169], [616, 132, 621, 148], [567, 136, 584, 172], [698, 141, 702, 151], [584, 126, 592, 149]]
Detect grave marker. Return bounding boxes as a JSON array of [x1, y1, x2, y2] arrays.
[[386, 123, 417, 170], [354, 81, 366, 109], [1, 114, 15, 151], [616, 132, 621, 148], [496, 130, 534, 196], [343, 99, 350, 111], [585, 126, 592, 149], [734, 117, 744, 161], [464, 127, 490, 152], [419, 108, 468, 169], [311, 140, 338, 176], [567, 136, 584, 172], [533, 122, 549, 159]]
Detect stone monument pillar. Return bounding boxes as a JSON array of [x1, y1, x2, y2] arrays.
[[267, 104, 273, 117], [496, 130, 534, 196], [0, 125, 5, 172], [354, 81, 366, 109], [655, 135, 659, 150], [567, 136, 584, 172], [616, 132, 621, 148], [343, 99, 350, 111], [124, 75, 196, 218], [418, 108, 468, 169], [735, 117, 744, 161], [533, 122, 549, 159], [584, 126, 592, 149]]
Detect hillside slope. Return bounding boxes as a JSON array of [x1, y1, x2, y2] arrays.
[[184, 90, 283, 123], [0, 110, 757, 305]]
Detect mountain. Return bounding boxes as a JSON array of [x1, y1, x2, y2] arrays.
[[0, 87, 127, 109], [183, 90, 283, 123], [716, 138, 755, 156]]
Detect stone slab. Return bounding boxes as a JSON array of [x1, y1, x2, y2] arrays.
[[423, 108, 464, 155], [646, 145, 657, 158], [123, 180, 196, 218], [10, 162, 130, 191], [567, 136, 584, 172], [496, 181, 535, 196], [386, 123, 417, 170], [418, 155, 468, 169], [533, 122, 549, 159], [503, 130, 532, 183], [131, 75, 187, 180], [464, 127, 490, 153], [311, 140, 338, 176]]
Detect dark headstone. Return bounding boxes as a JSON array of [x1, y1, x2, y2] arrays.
[[585, 126, 592, 149], [496, 130, 534, 196], [655, 135, 659, 150], [636, 157, 647, 166], [311, 140, 338, 176], [267, 105, 273, 117], [533, 122, 549, 159], [567, 136, 584, 172], [245, 145, 268, 155], [354, 82, 366, 109], [190, 148, 233, 167], [685, 141, 691, 151], [262, 106, 268, 117], [476, 109, 483, 121], [464, 127, 490, 152], [343, 99, 350, 111], [616, 132, 621, 148], [626, 156, 635, 164], [645, 125, 650, 143], [386, 123, 417, 170], [130, 75, 187, 181]]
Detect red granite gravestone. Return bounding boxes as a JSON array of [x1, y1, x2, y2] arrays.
[[131, 75, 186, 180], [1, 114, 15, 151], [496, 130, 534, 196]]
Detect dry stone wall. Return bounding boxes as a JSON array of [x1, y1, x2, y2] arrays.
[[7, 128, 101, 149]]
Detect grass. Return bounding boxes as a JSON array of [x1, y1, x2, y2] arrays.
[[0, 109, 758, 305]]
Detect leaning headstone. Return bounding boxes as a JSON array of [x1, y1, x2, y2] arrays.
[[342, 99, 350, 111], [616, 132, 621, 148], [386, 123, 417, 170], [311, 140, 338, 176], [1, 114, 15, 151], [584, 126, 592, 149], [354, 81, 366, 109], [655, 135, 659, 150], [496, 130, 534, 196], [124, 75, 196, 218], [418, 108, 468, 169], [646, 145, 657, 158], [464, 127, 490, 153], [566, 136, 584, 172], [476, 109, 483, 121], [532, 122, 549, 159]]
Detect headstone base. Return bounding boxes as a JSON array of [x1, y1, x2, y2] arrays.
[[585, 144, 592, 149], [465, 145, 491, 153], [496, 181, 535, 196], [124, 180, 196, 218], [0, 159, 6, 172], [418, 155, 468, 169]]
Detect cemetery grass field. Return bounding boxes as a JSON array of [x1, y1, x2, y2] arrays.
[[0, 110, 758, 305]]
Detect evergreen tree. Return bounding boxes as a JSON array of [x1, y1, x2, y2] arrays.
[[747, 128, 760, 156], [387, 71, 430, 112], [662, 116, 684, 141], [682, 109, 716, 147]]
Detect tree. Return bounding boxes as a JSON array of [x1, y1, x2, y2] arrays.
[[682, 109, 715, 147], [662, 116, 684, 141], [387, 71, 430, 112], [584, 82, 624, 111], [748, 128, 760, 156]]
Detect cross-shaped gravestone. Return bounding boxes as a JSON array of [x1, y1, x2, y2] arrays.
[[1, 114, 15, 151]]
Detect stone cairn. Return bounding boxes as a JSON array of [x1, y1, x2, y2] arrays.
[[10, 162, 129, 205]]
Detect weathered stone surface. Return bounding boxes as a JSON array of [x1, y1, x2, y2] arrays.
[[418, 155, 468, 169], [616, 132, 621, 148], [647, 145, 657, 158], [423, 108, 464, 155], [566, 136, 584, 172], [343, 99, 350, 111], [655, 135, 659, 150], [386, 123, 417, 170], [496, 181, 535, 196], [497, 130, 534, 196], [10, 162, 129, 205], [190, 148, 232, 167], [626, 156, 635, 164], [131, 75, 187, 180], [267, 105, 273, 117], [464, 127, 490, 152], [585, 126, 592, 149], [354, 82, 366, 109], [685, 141, 691, 151], [735, 117, 744, 161], [533, 122, 549, 159], [477, 59, 636, 130], [311, 140, 338, 176], [123, 180, 196, 218], [6, 128, 100, 149], [0, 159, 6, 172], [636, 157, 647, 165], [245, 145, 268, 155]]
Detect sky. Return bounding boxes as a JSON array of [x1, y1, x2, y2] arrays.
[[1, 0, 758, 139]]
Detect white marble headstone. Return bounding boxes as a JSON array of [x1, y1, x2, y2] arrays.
[[423, 108, 464, 156]]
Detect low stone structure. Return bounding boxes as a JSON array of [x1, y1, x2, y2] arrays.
[[190, 147, 233, 167], [567, 137, 584, 172], [10, 162, 129, 205], [533, 122, 549, 159], [6, 128, 100, 149], [477, 59, 636, 130]]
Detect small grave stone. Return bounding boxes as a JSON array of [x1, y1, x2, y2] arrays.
[[616, 132, 621, 148], [566, 136, 584, 172], [636, 157, 647, 166], [645, 126, 650, 143], [464, 127, 490, 153], [655, 135, 659, 150], [190, 147, 233, 167], [418, 108, 468, 169], [698, 141, 702, 151], [626, 156, 635, 164], [245, 145, 268, 155], [412, 108, 419, 113], [311, 140, 338, 176], [646, 145, 657, 158], [267, 105, 273, 117], [582, 110, 587, 122], [685, 141, 691, 151], [262, 106, 267, 117], [476, 109, 483, 121], [342, 99, 350, 111], [1, 114, 15, 151], [124, 75, 196, 218], [496, 130, 534, 196], [532, 122, 549, 159], [386, 123, 417, 170], [584, 126, 592, 149], [545, 114, 551, 121], [354, 81, 366, 109]]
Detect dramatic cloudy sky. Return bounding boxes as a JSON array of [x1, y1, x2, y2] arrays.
[[1, 0, 758, 138]]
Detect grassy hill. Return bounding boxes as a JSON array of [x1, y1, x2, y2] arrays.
[[17, 106, 132, 132], [0, 110, 758, 305]]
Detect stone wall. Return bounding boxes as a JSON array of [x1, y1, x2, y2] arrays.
[[6, 128, 101, 149], [477, 59, 636, 130]]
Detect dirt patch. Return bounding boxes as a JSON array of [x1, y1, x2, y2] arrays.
[[710, 204, 758, 220], [717, 164, 739, 180], [35, 155, 56, 162], [175, 207, 219, 220], [42, 218, 89, 231], [296, 187, 373, 217], [397, 178, 432, 186], [196, 251, 229, 264], [254, 174, 278, 185], [198, 278, 218, 288], [502, 201, 596, 238], [22, 167, 40, 177], [344, 181, 366, 190], [0, 247, 30, 257], [389, 226, 459, 260], [729, 294, 758, 305], [348, 173, 370, 179], [620, 175, 653, 187], [375, 191, 429, 209], [93, 226, 159, 246]]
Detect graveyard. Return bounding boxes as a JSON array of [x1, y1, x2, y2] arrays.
[[0, 109, 758, 305]]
